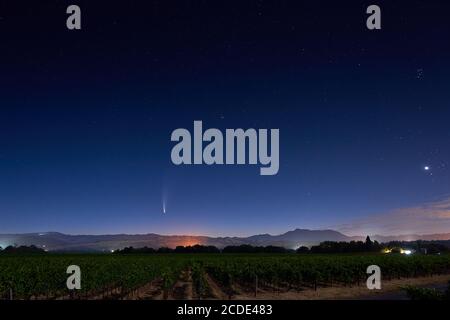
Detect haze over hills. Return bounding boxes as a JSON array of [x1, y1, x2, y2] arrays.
[[0, 229, 449, 252]]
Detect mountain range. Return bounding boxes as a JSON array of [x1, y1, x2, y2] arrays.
[[1, 229, 450, 252]]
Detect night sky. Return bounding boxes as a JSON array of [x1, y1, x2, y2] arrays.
[[1, 1, 450, 236]]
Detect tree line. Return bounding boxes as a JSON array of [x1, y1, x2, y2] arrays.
[[299, 236, 383, 254], [0, 245, 47, 254], [114, 238, 382, 254], [2, 237, 448, 254], [113, 244, 296, 254], [114, 237, 449, 254]]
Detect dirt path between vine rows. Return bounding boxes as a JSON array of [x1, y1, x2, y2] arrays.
[[204, 273, 229, 300], [169, 269, 193, 300], [125, 278, 165, 300]]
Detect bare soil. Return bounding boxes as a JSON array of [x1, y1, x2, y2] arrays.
[[169, 269, 193, 300], [125, 278, 165, 300], [204, 273, 229, 300]]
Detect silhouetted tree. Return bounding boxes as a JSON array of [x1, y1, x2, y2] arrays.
[[0, 245, 46, 254], [296, 246, 310, 253], [365, 236, 374, 251], [222, 245, 294, 253]]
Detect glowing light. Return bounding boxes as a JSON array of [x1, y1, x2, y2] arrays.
[[180, 237, 202, 247], [424, 166, 430, 171], [400, 249, 413, 255]]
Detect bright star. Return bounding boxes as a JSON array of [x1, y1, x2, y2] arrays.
[[424, 166, 430, 171]]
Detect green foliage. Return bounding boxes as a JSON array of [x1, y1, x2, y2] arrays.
[[0, 254, 187, 299], [402, 286, 446, 301], [202, 254, 450, 290], [191, 262, 209, 298], [1, 253, 449, 299], [402, 281, 450, 301]]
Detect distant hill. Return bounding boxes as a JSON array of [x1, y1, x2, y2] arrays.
[[0, 229, 449, 252], [368, 233, 450, 243]]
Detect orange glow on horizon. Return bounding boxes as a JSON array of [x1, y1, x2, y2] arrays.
[[180, 237, 203, 247]]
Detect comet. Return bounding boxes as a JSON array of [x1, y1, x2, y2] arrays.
[[162, 180, 169, 214]]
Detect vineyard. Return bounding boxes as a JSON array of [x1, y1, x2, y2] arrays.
[[0, 254, 188, 300], [1, 253, 450, 300]]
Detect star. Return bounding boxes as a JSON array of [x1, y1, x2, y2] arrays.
[[424, 166, 430, 171], [416, 68, 424, 79]]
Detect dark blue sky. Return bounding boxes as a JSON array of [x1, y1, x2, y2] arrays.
[[1, 1, 449, 236]]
